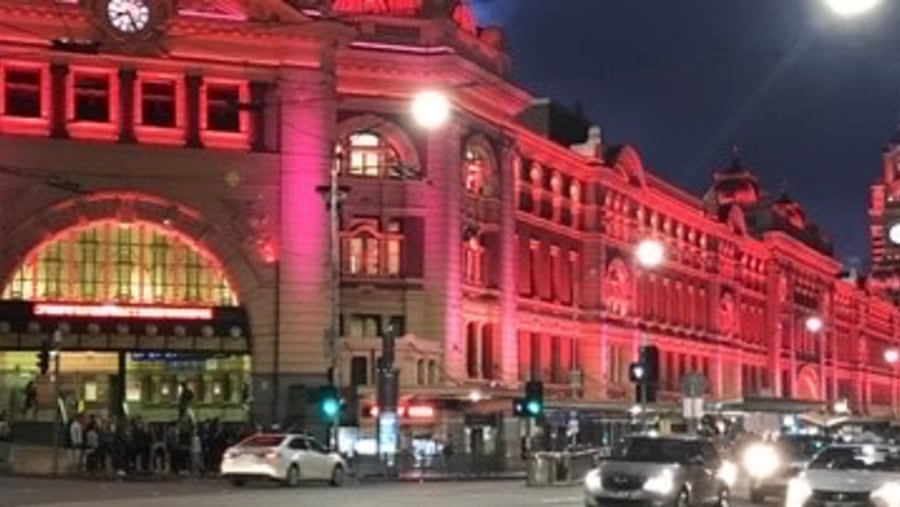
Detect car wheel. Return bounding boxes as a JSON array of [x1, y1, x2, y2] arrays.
[[717, 488, 730, 507], [330, 465, 345, 487], [228, 477, 246, 487], [749, 488, 765, 504], [673, 489, 689, 507], [284, 464, 300, 487]]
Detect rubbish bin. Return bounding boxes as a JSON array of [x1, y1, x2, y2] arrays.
[[527, 452, 556, 486]]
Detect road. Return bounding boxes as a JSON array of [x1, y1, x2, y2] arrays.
[[0, 477, 764, 507]]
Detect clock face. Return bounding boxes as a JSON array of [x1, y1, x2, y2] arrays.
[[106, 0, 151, 34], [889, 222, 900, 246]]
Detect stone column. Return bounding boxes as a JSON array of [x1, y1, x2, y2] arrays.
[[498, 147, 519, 385], [185, 72, 203, 148], [420, 122, 463, 382], [118, 68, 136, 143], [50, 62, 68, 139]]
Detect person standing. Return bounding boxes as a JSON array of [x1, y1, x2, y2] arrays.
[[69, 414, 84, 472]]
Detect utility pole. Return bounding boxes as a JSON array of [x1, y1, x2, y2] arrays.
[[376, 325, 399, 471]]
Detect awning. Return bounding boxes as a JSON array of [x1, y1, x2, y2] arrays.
[[0, 300, 251, 354], [714, 396, 826, 414]]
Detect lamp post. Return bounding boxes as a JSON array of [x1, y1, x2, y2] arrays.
[[805, 314, 828, 404], [633, 238, 665, 430]]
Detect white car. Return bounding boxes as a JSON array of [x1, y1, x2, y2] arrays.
[[786, 443, 900, 507], [220, 434, 348, 487]]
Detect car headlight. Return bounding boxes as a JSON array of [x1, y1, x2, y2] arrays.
[[742, 443, 780, 479], [584, 469, 602, 491], [872, 482, 900, 507], [644, 470, 676, 496], [717, 460, 738, 488], [785, 477, 812, 507]]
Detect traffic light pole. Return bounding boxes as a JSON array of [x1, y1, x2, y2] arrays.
[[50, 330, 61, 476]]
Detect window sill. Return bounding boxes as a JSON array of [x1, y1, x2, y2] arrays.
[[134, 125, 186, 146], [0, 116, 49, 136], [201, 130, 249, 150], [67, 121, 118, 142]]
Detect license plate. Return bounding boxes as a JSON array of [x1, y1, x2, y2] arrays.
[[825, 502, 854, 507]]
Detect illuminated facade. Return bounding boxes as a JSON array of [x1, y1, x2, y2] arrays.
[[0, 0, 897, 453]]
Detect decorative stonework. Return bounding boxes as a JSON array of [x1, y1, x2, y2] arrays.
[[603, 257, 632, 316]]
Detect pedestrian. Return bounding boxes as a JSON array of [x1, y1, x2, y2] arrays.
[[84, 422, 100, 474], [190, 429, 203, 475], [68, 414, 84, 472], [0, 410, 10, 441], [22, 380, 37, 419]]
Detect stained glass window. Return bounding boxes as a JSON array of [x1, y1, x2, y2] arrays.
[[2, 221, 237, 306]]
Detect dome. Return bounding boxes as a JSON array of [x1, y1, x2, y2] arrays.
[[331, 0, 478, 33], [772, 191, 806, 229], [706, 155, 761, 206]]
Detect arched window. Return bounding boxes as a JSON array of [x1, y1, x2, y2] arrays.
[[338, 131, 400, 178], [341, 218, 403, 277], [2, 221, 237, 306], [463, 236, 483, 285]]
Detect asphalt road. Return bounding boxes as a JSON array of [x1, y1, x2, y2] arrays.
[[0, 477, 764, 507]]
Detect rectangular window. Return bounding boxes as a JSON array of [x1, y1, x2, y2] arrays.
[[205, 83, 240, 132], [5, 67, 41, 118], [141, 80, 176, 127], [74, 73, 110, 122], [349, 314, 381, 338], [351, 357, 369, 386], [386, 220, 402, 276]]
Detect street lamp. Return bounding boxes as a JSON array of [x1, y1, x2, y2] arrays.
[[885, 348, 900, 365], [411, 90, 451, 130], [635, 238, 665, 269], [805, 315, 824, 334], [824, 0, 882, 17]]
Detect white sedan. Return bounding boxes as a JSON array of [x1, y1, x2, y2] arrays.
[[786, 443, 900, 507], [220, 434, 348, 487]]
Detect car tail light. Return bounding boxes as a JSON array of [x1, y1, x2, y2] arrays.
[[224, 450, 239, 460], [263, 451, 281, 460]]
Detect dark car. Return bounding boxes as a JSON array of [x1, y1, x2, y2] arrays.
[[584, 434, 733, 507]]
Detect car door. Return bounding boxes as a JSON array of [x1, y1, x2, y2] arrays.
[[287, 437, 312, 479], [305, 438, 333, 479], [697, 441, 723, 504], [682, 442, 714, 505]]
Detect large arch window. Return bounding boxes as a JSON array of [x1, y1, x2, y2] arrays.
[[341, 218, 403, 277], [338, 132, 401, 178], [2, 221, 237, 306]]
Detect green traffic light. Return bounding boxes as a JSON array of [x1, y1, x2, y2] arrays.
[[525, 399, 542, 416], [322, 398, 340, 418]]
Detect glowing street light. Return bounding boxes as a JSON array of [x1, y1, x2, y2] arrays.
[[885, 348, 900, 364], [635, 238, 665, 269], [824, 0, 882, 17], [411, 90, 451, 130], [805, 315, 824, 334]]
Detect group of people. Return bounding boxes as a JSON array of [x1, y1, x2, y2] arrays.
[[66, 414, 255, 477]]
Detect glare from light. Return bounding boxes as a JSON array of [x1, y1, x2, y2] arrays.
[[584, 469, 602, 491], [468, 389, 483, 402], [742, 443, 780, 479], [717, 460, 738, 489], [786, 478, 813, 507], [411, 90, 451, 130], [824, 0, 882, 17], [885, 348, 900, 364], [643, 470, 675, 495], [805, 316, 824, 334], [871, 482, 900, 507], [635, 239, 665, 268]]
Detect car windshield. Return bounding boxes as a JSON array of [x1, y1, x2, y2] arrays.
[[611, 437, 693, 463], [238, 435, 285, 448], [809, 446, 900, 471], [778, 436, 829, 460]]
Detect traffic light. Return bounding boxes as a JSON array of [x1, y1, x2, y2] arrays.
[[318, 385, 341, 423], [36, 340, 50, 375], [630, 345, 659, 403], [638, 345, 659, 383], [523, 380, 544, 418]]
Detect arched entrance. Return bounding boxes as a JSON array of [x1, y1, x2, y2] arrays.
[[0, 218, 253, 423]]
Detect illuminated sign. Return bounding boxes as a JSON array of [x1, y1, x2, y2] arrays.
[[34, 304, 213, 320], [367, 404, 435, 419]]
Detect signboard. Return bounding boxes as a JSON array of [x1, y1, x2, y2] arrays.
[[377, 411, 398, 455], [680, 373, 708, 398], [682, 397, 704, 419]]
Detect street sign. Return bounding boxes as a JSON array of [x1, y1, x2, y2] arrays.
[[682, 397, 704, 419]]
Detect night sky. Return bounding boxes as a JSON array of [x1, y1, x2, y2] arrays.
[[471, 0, 900, 268]]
